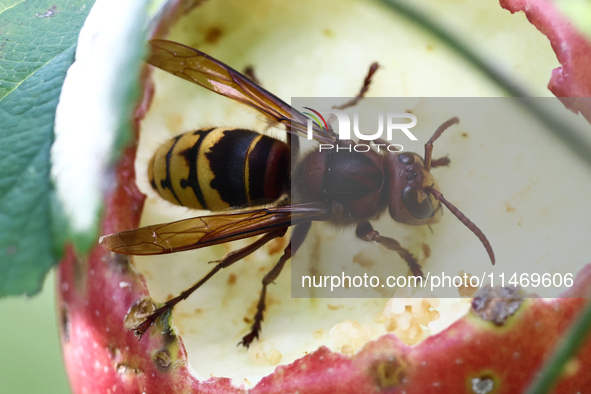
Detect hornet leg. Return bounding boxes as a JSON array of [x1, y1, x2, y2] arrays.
[[333, 63, 380, 110], [240, 222, 312, 347], [355, 220, 424, 278], [133, 228, 288, 339]]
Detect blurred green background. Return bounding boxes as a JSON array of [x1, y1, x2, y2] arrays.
[[0, 271, 71, 394]]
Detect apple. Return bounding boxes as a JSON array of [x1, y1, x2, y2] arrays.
[[56, 0, 591, 392]]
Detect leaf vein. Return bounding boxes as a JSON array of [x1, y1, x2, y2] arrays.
[[0, 42, 76, 104], [0, 0, 26, 16]]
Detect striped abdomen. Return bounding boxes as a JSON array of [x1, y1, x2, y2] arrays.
[[148, 128, 289, 211]]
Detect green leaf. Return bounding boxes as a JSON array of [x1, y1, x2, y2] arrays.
[[0, 0, 95, 297], [0, 1, 94, 100]]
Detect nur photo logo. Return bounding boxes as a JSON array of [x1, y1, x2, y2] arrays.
[[303, 108, 418, 152]]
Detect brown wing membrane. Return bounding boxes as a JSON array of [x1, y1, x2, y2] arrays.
[[99, 204, 327, 255], [147, 39, 335, 144]]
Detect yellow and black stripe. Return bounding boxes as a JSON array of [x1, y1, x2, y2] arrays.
[[148, 128, 289, 211]]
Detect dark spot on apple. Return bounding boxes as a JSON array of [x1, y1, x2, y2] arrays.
[[107, 343, 121, 361], [124, 297, 157, 330], [61, 305, 70, 343], [205, 27, 223, 44], [116, 363, 140, 376], [470, 374, 495, 394], [421, 243, 431, 259], [471, 286, 524, 325], [153, 350, 172, 369], [369, 356, 405, 389], [109, 252, 132, 273]]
